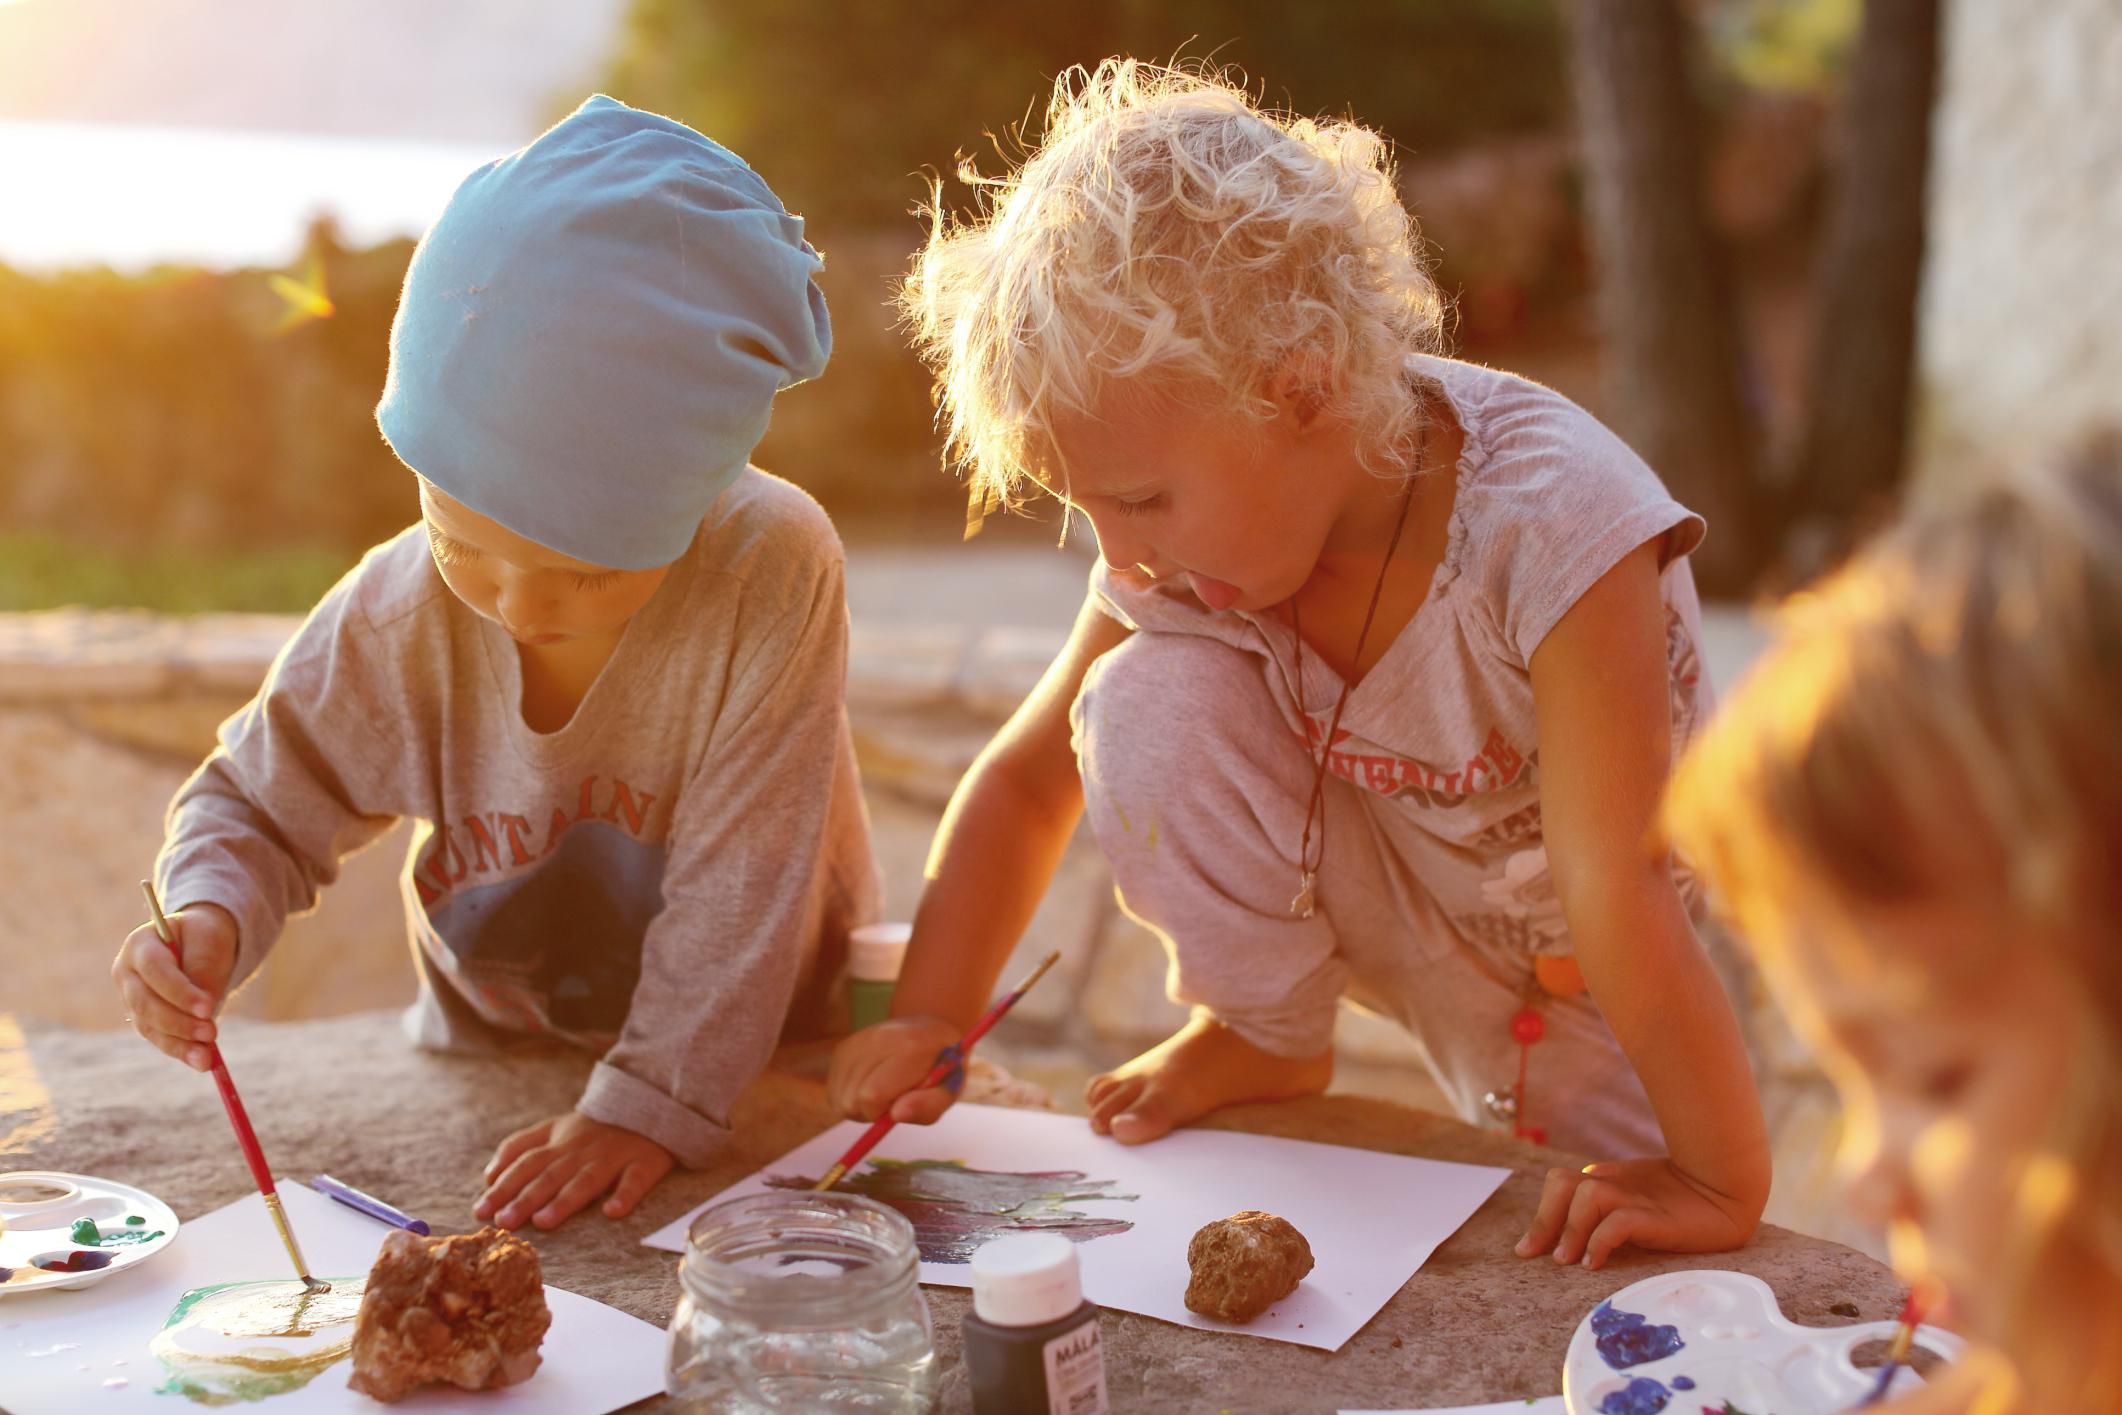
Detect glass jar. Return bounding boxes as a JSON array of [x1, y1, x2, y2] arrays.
[[666, 1191, 939, 1413]]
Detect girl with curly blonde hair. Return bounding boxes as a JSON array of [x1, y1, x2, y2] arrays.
[[831, 59, 1769, 1267], [1666, 442, 2122, 1412]]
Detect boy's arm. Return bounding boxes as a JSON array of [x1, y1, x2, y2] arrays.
[[154, 589, 404, 995], [1518, 540, 1771, 1267], [566, 552, 864, 1172], [826, 590, 1129, 1124]]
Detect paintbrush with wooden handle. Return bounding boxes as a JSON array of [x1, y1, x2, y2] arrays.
[[142, 880, 328, 1293]]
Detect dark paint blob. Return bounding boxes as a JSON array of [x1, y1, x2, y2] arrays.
[[127, 1214, 146, 1226], [768, 1159, 1137, 1263], [1592, 1300, 1686, 1369], [1597, 1377, 1672, 1415], [1671, 1375, 1696, 1390], [37, 1250, 115, 1273]]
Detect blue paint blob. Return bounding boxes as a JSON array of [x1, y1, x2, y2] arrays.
[[1671, 1375, 1696, 1390], [1591, 1300, 1686, 1369], [1596, 1377, 1672, 1415]]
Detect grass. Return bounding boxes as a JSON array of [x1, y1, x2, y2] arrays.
[[0, 533, 357, 613]]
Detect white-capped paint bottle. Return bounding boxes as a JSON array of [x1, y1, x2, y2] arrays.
[[962, 1233, 1109, 1415]]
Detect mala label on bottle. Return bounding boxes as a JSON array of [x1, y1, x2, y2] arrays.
[[1041, 1321, 1109, 1415]]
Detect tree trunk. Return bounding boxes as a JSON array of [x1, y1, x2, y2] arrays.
[[1784, 0, 1942, 573], [1567, 0, 1766, 596]]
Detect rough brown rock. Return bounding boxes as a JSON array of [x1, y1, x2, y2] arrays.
[[346, 1226, 552, 1402], [1183, 1210, 1315, 1324]]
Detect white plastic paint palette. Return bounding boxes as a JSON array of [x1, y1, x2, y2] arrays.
[[0, 1171, 181, 1295], [1561, 1270, 1961, 1415]]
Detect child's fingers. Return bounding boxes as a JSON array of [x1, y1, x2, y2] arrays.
[[1580, 1207, 1644, 1270], [116, 974, 215, 1068], [124, 930, 216, 1019], [1515, 1167, 1583, 1257], [1551, 1176, 1624, 1266], [493, 1158, 580, 1230], [475, 1145, 555, 1219], [533, 1158, 623, 1230], [603, 1157, 665, 1219], [483, 1121, 553, 1185], [888, 1085, 956, 1126]]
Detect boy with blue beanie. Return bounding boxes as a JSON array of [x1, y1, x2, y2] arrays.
[[110, 96, 879, 1229]]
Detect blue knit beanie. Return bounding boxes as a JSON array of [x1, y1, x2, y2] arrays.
[[375, 95, 830, 569]]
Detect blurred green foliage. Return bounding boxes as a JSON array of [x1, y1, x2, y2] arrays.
[[0, 222, 419, 568], [0, 530, 355, 612], [1707, 0, 1860, 94], [598, 0, 1567, 227]]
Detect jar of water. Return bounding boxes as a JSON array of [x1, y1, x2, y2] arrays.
[[666, 1191, 939, 1413]]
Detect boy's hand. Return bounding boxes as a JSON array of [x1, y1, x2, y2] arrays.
[[475, 1113, 673, 1230], [112, 902, 237, 1071], [1515, 1157, 1761, 1270], [826, 1015, 964, 1126]]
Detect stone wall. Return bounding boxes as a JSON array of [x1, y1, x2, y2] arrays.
[[1916, 0, 2122, 489]]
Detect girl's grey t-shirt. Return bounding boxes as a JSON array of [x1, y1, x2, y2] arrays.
[[155, 467, 879, 1167], [1091, 354, 1712, 985]]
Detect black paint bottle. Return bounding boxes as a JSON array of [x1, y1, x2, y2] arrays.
[[963, 1233, 1110, 1415]]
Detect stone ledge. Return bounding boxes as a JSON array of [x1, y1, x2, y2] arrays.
[[0, 611, 1066, 725]]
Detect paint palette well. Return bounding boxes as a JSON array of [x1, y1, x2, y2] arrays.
[[0, 1170, 180, 1295], [1561, 1269, 1960, 1415]]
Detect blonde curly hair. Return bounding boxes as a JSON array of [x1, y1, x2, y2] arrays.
[[899, 58, 1446, 516]]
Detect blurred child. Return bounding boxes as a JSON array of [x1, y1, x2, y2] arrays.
[[1666, 441, 2122, 1412], [110, 97, 877, 1230], [828, 61, 1768, 1267]]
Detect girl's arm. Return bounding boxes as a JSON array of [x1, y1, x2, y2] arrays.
[[826, 589, 1130, 1123], [1516, 540, 1771, 1268]]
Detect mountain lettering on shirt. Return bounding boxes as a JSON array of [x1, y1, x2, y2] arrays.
[[412, 773, 657, 906]]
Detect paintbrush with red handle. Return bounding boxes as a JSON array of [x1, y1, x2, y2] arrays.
[[142, 880, 329, 1293], [813, 950, 1062, 1192], [1858, 1280, 1940, 1407]]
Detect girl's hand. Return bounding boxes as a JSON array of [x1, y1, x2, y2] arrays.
[[111, 902, 237, 1070], [475, 1112, 673, 1230], [826, 1015, 965, 1126], [1515, 1157, 1762, 1270]]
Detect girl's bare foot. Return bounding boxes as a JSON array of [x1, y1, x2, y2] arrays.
[[1085, 1013, 1332, 1144]]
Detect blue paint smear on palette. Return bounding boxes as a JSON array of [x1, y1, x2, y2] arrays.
[[1597, 1376, 1673, 1415], [1591, 1300, 1686, 1369], [1671, 1375, 1696, 1390]]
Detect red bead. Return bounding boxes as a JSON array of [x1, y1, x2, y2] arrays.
[[1509, 1006, 1546, 1046]]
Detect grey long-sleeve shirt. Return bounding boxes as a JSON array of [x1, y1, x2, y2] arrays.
[[155, 468, 879, 1166]]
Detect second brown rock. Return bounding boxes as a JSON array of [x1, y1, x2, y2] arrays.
[[1183, 1210, 1314, 1324]]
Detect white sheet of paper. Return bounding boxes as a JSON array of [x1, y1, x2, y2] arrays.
[[1341, 1400, 1565, 1414], [642, 1103, 1508, 1352], [0, 1181, 667, 1414]]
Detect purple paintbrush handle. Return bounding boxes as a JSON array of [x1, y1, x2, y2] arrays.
[[313, 1173, 430, 1235]]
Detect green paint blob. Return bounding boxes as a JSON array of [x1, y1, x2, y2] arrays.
[[127, 1214, 146, 1225], [69, 1218, 100, 1245], [66, 1216, 163, 1248]]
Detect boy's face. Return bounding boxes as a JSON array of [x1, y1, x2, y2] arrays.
[[418, 481, 672, 646], [1782, 893, 2083, 1342], [1039, 382, 1349, 613]]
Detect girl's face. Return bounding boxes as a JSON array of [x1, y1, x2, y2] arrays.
[[1039, 385, 1351, 613], [1784, 893, 2084, 1340], [418, 481, 671, 646]]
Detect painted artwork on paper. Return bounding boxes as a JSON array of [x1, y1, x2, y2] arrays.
[[765, 1159, 1136, 1262]]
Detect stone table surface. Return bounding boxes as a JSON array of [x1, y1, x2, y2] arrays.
[[0, 1010, 1903, 1412]]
